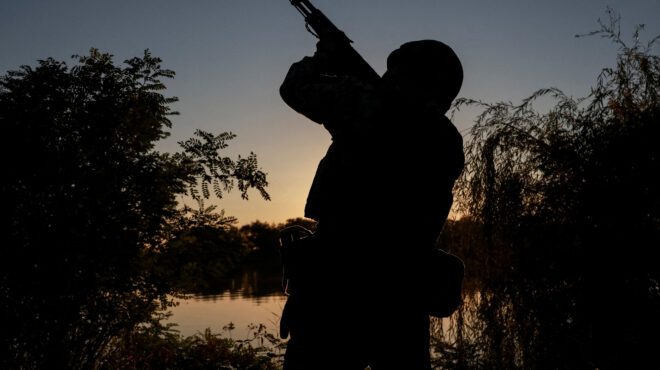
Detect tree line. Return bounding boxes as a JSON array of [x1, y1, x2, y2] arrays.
[[160, 217, 316, 293]]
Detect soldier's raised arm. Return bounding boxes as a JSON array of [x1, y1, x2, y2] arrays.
[[280, 42, 381, 138]]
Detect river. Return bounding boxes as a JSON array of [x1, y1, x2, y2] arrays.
[[164, 269, 453, 340], [164, 269, 288, 340]]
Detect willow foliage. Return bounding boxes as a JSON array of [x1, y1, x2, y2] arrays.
[[437, 12, 660, 369]]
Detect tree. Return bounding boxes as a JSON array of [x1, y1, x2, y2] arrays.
[[241, 221, 282, 268], [439, 12, 660, 368], [0, 49, 269, 369], [158, 225, 250, 293]]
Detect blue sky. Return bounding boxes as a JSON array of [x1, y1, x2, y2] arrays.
[[2, 0, 659, 224]]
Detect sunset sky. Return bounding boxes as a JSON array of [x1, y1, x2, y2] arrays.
[[2, 0, 659, 225]]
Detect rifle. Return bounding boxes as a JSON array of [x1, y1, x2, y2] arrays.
[[289, 0, 381, 85]]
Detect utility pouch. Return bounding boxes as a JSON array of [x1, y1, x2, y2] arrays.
[[279, 225, 315, 296], [278, 225, 315, 339]]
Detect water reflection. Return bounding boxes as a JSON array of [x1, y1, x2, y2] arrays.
[[197, 269, 284, 302], [166, 269, 287, 338]]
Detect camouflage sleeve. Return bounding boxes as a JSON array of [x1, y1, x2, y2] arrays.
[[279, 55, 381, 138]]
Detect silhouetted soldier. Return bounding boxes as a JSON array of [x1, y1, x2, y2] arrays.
[[279, 39, 464, 370]]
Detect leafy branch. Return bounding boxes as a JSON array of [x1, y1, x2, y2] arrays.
[[176, 129, 271, 203]]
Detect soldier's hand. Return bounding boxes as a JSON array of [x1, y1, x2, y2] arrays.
[[315, 37, 348, 59], [315, 38, 343, 54], [313, 39, 348, 74]]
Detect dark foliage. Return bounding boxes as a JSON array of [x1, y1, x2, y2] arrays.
[[150, 217, 315, 296], [0, 49, 269, 369], [177, 130, 270, 203], [434, 12, 660, 369], [99, 317, 283, 370], [157, 226, 249, 293]]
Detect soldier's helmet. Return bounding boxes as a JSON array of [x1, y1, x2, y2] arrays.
[[383, 40, 463, 112]]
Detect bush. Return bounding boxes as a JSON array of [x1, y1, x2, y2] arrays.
[[0, 49, 269, 368], [435, 12, 660, 368], [99, 318, 284, 370]]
